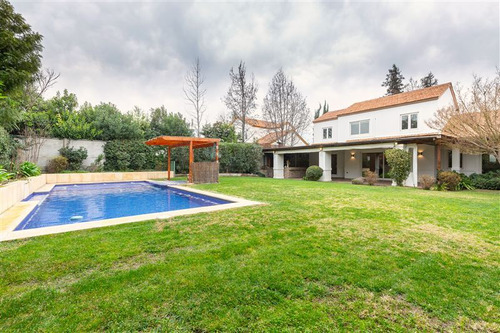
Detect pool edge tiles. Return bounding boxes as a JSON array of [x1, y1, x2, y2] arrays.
[[1, 183, 261, 241]]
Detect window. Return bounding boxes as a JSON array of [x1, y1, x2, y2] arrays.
[[350, 120, 369, 135], [322, 127, 332, 139], [401, 113, 418, 130]]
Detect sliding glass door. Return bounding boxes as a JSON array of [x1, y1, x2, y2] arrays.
[[361, 152, 390, 178]]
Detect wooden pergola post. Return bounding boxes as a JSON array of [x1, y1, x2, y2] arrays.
[[167, 147, 171, 180], [188, 140, 194, 183], [215, 142, 219, 163]]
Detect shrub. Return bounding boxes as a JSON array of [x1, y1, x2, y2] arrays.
[[0, 126, 16, 168], [47, 156, 69, 173], [104, 140, 159, 171], [0, 167, 15, 184], [437, 171, 461, 191], [457, 173, 475, 191], [88, 154, 104, 172], [17, 161, 41, 177], [363, 170, 378, 185], [59, 146, 88, 170], [352, 177, 365, 185], [384, 149, 411, 186], [419, 175, 435, 190], [304, 166, 323, 181], [470, 171, 500, 190]]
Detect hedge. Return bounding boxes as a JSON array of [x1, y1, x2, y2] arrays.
[[103, 140, 262, 174]]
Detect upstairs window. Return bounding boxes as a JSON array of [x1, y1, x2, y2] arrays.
[[401, 113, 418, 130], [323, 127, 332, 139], [350, 120, 369, 135]]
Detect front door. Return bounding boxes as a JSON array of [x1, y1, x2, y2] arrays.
[[362, 152, 390, 178]]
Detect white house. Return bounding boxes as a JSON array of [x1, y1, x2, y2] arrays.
[[263, 83, 483, 185]]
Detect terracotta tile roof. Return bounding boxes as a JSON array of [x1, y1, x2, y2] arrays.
[[313, 83, 454, 123], [241, 118, 281, 129]]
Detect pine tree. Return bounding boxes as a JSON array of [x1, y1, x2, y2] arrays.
[[381, 64, 405, 95], [314, 103, 321, 119], [420, 72, 438, 88], [322, 100, 329, 114]]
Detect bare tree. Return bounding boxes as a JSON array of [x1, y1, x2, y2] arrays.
[[262, 69, 310, 146], [22, 68, 60, 110], [404, 77, 421, 92], [183, 58, 206, 137], [427, 71, 500, 162], [222, 61, 258, 142]]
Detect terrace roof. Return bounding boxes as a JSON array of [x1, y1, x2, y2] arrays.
[[145, 136, 220, 149]]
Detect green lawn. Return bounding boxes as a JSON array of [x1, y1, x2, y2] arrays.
[[1, 177, 499, 331]]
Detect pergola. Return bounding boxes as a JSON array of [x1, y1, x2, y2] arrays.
[[145, 136, 220, 183]]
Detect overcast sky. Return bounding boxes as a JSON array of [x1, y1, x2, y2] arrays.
[[12, 0, 500, 129]]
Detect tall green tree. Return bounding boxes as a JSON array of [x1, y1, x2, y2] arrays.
[[149, 106, 193, 138], [201, 121, 238, 142], [381, 64, 405, 95], [420, 72, 438, 88], [0, 0, 43, 94]]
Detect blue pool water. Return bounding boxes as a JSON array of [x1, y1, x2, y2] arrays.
[[16, 181, 230, 230]]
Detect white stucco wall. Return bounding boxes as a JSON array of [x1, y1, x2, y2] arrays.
[[19, 137, 106, 169], [313, 87, 455, 144]]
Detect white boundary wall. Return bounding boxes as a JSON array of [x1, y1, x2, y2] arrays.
[[18, 137, 106, 169]]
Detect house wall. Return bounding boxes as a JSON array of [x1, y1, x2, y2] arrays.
[[344, 150, 362, 179], [417, 144, 436, 179], [313, 88, 455, 144]]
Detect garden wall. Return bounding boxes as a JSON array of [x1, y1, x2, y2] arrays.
[[18, 137, 106, 169]]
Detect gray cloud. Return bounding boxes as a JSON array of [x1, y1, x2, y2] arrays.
[[12, 1, 500, 130]]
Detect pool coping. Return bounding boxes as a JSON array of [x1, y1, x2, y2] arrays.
[[0, 181, 261, 242]]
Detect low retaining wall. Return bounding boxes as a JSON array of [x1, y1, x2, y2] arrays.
[[45, 171, 171, 184], [0, 175, 46, 215], [0, 171, 173, 215]]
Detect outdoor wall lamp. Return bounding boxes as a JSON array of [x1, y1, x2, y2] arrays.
[[350, 152, 356, 159], [418, 151, 424, 157]]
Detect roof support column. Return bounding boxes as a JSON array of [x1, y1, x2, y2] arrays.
[[451, 148, 460, 172], [188, 140, 194, 183], [167, 147, 171, 180], [273, 153, 284, 179], [319, 150, 332, 181]]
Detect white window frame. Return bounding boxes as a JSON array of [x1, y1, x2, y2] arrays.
[[350, 120, 370, 136], [401, 112, 418, 130], [322, 127, 332, 139]]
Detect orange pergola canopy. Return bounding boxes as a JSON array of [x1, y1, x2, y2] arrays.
[[145, 136, 220, 182]]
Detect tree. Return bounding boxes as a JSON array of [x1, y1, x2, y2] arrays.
[[0, 0, 43, 94], [201, 121, 238, 142], [427, 72, 500, 163], [149, 106, 193, 137], [314, 103, 321, 119], [223, 61, 258, 142], [322, 100, 329, 114], [382, 64, 405, 95], [404, 77, 421, 92], [183, 58, 206, 137], [384, 148, 411, 186], [420, 72, 438, 88], [262, 69, 310, 146]]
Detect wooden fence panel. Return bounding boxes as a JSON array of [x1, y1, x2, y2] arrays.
[[191, 162, 219, 184]]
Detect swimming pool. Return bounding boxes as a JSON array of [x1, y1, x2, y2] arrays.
[[16, 181, 231, 230]]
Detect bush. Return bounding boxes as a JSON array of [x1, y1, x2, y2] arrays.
[[384, 149, 411, 186], [0, 126, 16, 168], [47, 156, 69, 173], [104, 140, 160, 171], [0, 167, 15, 184], [470, 171, 500, 190], [88, 154, 104, 172], [304, 166, 323, 181], [17, 161, 41, 177], [352, 177, 365, 185], [59, 146, 88, 170], [363, 170, 378, 185], [419, 175, 435, 190], [437, 171, 461, 191]]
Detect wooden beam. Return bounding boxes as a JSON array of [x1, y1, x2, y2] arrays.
[[167, 147, 171, 180], [188, 140, 194, 183]]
